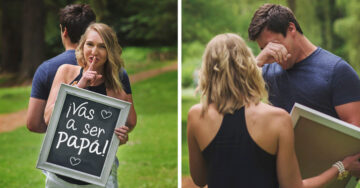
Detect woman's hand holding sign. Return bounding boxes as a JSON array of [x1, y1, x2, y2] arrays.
[[115, 126, 130, 145]]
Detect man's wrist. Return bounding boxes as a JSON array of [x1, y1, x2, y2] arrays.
[[256, 60, 264, 67]]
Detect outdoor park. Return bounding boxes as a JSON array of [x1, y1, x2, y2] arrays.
[[0, 0, 177, 187], [182, 0, 360, 187]]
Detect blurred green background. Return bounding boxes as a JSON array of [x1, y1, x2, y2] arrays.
[[182, 0, 360, 88], [182, 0, 360, 187]]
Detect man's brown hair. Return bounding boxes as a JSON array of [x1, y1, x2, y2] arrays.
[[248, 4, 303, 41], [59, 4, 96, 44]]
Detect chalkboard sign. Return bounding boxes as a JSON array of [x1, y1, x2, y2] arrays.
[[37, 84, 130, 186]]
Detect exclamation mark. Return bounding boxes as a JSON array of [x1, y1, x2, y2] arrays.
[[102, 140, 109, 157]]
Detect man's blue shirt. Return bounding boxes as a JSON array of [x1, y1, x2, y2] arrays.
[[31, 50, 132, 100], [262, 47, 360, 118]]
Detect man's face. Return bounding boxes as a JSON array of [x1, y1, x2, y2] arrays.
[[256, 28, 297, 69]]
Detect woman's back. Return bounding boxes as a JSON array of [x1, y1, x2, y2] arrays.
[[188, 102, 289, 187]]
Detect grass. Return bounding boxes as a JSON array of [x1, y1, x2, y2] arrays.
[[117, 71, 177, 187], [0, 86, 31, 114], [0, 128, 45, 187], [181, 88, 200, 176], [123, 46, 176, 75], [0, 71, 177, 187]]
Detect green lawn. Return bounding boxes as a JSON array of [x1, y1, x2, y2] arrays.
[[0, 71, 177, 188], [0, 86, 31, 113], [123, 47, 176, 75], [181, 88, 200, 176]]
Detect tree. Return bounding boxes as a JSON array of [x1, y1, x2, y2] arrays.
[[314, 0, 344, 53], [1, 0, 23, 73], [287, 0, 296, 13], [334, 0, 360, 72], [20, 0, 45, 79]]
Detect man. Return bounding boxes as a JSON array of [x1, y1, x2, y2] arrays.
[[248, 4, 360, 127], [27, 4, 96, 133]]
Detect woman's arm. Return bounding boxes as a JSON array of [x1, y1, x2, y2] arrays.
[[124, 93, 136, 131], [187, 107, 207, 187], [44, 65, 72, 125], [276, 113, 359, 188], [108, 89, 137, 131]]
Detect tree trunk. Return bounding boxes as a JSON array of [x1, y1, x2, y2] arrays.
[[20, 0, 45, 80], [287, 0, 296, 13], [1, 0, 23, 73], [315, 0, 342, 52]]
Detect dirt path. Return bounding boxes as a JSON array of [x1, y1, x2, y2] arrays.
[[0, 62, 177, 133]]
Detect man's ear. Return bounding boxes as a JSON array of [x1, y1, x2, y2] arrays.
[[61, 25, 68, 38], [287, 22, 297, 36]]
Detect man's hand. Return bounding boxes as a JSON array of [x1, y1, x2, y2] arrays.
[[256, 42, 291, 69]]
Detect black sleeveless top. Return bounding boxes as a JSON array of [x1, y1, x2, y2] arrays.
[[56, 68, 107, 185], [202, 107, 279, 188]]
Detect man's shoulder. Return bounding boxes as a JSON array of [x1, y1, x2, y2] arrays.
[[312, 47, 344, 65], [39, 50, 77, 70], [262, 63, 283, 78]]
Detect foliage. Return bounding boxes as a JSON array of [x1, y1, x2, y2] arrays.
[[0, 0, 177, 78], [181, 42, 204, 88], [334, 0, 360, 73], [119, 0, 177, 46], [0, 71, 177, 187], [182, 0, 287, 88], [182, 0, 360, 88]]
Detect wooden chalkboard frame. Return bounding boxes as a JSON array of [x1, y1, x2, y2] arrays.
[[290, 103, 360, 188], [37, 83, 131, 186]]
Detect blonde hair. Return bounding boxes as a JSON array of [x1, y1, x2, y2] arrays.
[[199, 33, 268, 115], [76, 23, 124, 93]]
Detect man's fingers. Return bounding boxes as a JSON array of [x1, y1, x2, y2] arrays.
[[280, 45, 288, 61], [268, 48, 280, 63], [286, 53, 291, 60], [267, 42, 289, 63]]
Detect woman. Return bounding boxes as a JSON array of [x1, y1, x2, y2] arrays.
[[44, 23, 137, 187], [187, 33, 360, 187]]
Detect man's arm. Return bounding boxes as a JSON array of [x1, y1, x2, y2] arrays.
[[26, 98, 47, 133], [335, 101, 360, 127]]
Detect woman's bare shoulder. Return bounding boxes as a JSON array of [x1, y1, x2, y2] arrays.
[[188, 104, 203, 123], [187, 104, 222, 129], [56, 64, 81, 83], [57, 64, 80, 73], [254, 102, 288, 117], [252, 102, 292, 130]]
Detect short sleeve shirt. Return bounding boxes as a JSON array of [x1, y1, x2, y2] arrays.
[[262, 47, 360, 118], [31, 50, 132, 100]]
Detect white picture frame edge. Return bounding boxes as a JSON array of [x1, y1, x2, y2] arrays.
[[290, 103, 360, 139], [36, 83, 131, 186]]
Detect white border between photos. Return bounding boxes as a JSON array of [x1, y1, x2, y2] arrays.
[[177, 0, 182, 187]]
